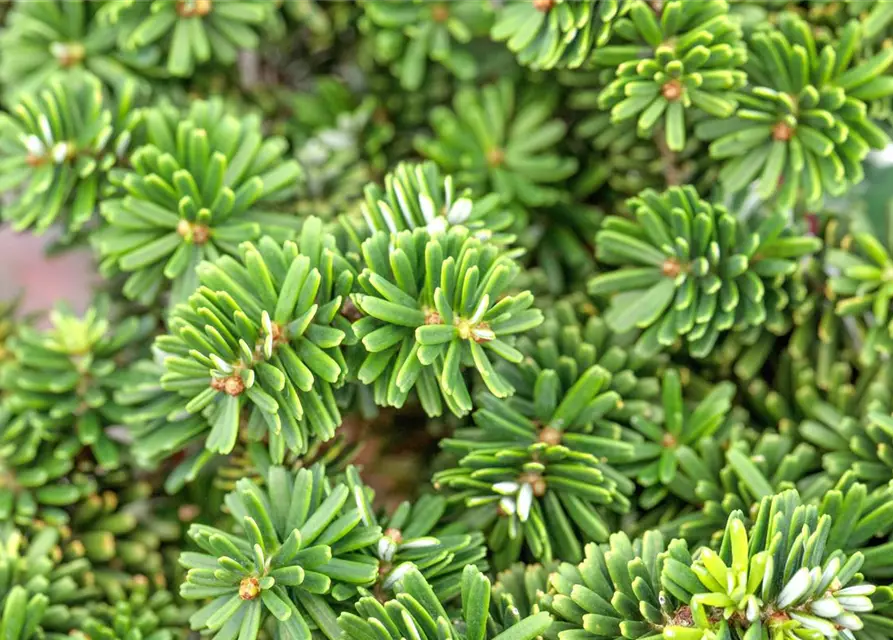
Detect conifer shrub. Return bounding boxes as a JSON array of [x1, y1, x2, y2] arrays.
[[2, 1, 893, 639]]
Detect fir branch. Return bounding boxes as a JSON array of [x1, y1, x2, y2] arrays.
[[340, 160, 518, 248], [1, 300, 155, 470], [180, 464, 381, 640], [663, 490, 891, 640], [0, 76, 141, 236], [435, 365, 634, 568], [338, 564, 553, 640], [542, 530, 689, 640], [415, 78, 579, 208], [620, 368, 737, 510], [0, 0, 153, 101], [69, 572, 192, 640], [595, 0, 748, 152], [696, 14, 893, 209], [111, 0, 276, 77], [0, 526, 103, 638], [492, 0, 624, 71], [350, 224, 542, 417], [346, 466, 488, 602], [94, 97, 302, 308], [156, 217, 354, 457], [589, 186, 822, 357], [360, 0, 493, 91]]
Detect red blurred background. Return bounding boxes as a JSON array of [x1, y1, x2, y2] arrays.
[[0, 227, 95, 320]]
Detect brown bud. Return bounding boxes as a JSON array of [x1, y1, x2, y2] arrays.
[[192, 225, 210, 244], [178, 504, 201, 522], [661, 80, 684, 102], [341, 298, 363, 321], [224, 376, 245, 396], [431, 4, 449, 22], [772, 121, 795, 141], [211, 375, 245, 396], [662, 258, 681, 277], [239, 577, 261, 600], [486, 147, 505, 168], [177, 219, 210, 244], [384, 528, 403, 544], [521, 472, 547, 497], [539, 426, 562, 446], [177, 0, 212, 17]]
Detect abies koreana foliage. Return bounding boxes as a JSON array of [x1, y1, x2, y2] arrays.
[[588, 186, 822, 357], [156, 216, 353, 457], [696, 13, 893, 211], [5, 1, 893, 639], [94, 97, 302, 308], [0, 76, 141, 236], [350, 224, 541, 417], [544, 490, 893, 640]]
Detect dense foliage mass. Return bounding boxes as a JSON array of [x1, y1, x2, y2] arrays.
[[3, 1, 893, 639]]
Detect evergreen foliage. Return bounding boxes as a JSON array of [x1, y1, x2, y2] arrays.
[[360, 0, 494, 91], [0, 0, 153, 100], [619, 368, 737, 509], [506, 296, 664, 416], [69, 573, 190, 640], [346, 160, 517, 245], [493, 0, 622, 71], [157, 217, 352, 457], [2, 2, 893, 640], [415, 78, 579, 207], [545, 490, 893, 640], [1, 301, 154, 470], [664, 491, 890, 640], [346, 466, 488, 601], [180, 464, 380, 638], [0, 76, 141, 236], [589, 186, 822, 357], [62, 468, 179, 575], [94, 98, 302, 307], [492, 561, 555, 620], [0, 526, 101, 638], [338, 564, 553, 640], [542, 529, 687, 640], [436, 365, 635, 568], [696, 13, 893, 209], [350, 224, 542, 417], [596, 0, 748, 152], [110, 0, 276, 77], [826, 220, 893, 361]]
